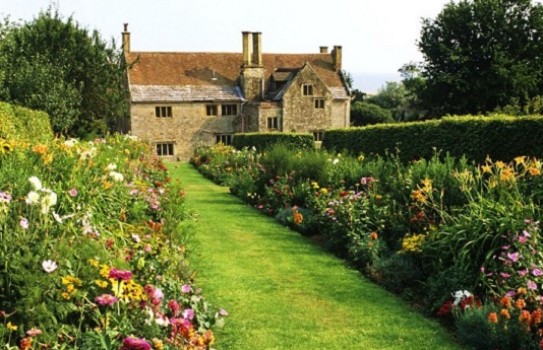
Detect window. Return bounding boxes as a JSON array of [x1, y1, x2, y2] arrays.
[[216, 134, 233, 145], [156, 142, 174, 156], [155, 106, 172, 118], [313, 131, 324, 141], [267, 117, 279, 130], [303, 84, 313, 96], [221, 104, 238, 116], [314, 99, 325, 109], [206, 105, 218, 116]]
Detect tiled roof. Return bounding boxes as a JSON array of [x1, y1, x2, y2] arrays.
[[130, 85, 243, 103], [126, 51, 349, 100]]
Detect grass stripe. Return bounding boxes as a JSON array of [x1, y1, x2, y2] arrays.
[[169, 163, 464, 350]]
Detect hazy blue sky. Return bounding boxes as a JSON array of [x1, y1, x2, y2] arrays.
[[0, 0, 524, 92]]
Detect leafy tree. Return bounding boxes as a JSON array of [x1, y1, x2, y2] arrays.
[[350, 102, 394, 126], [0, 10, 129, 137], [415, 0, 543, 117], [367, 81, 411, 121]]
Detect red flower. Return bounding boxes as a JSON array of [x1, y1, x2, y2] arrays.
[[120, 336, 151, 350], [437, 300, 453, 316], [109, 268, 132, 281]]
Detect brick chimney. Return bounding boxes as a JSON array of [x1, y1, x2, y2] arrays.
[[332, 45, 342, 72], [122, 23, 130, 54], [319, 46, 328, 54]]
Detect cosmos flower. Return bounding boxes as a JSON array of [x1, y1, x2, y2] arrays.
[[42, 260, 58, 273]]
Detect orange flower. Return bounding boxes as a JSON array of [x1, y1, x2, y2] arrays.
[[533, 308, 543, 326], [292, 211, 303, 225], [518, 287, 527, 296], [370, 232, 378, 240], [20, 337, 33, 350], [520, 310, 532, 326], [102, 181, 113, 190], [32, 144, 48, 156], [516, 298, 527, 310], [488, 312, 498, 324], [500, 295, 512, 308], [529, 167, 541, 176], [500, 309, 511, 319]]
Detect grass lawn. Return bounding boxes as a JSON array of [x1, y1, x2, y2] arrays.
[[169, 162, 465, 350]]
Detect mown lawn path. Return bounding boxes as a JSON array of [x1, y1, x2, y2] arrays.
[[169, 163, 464, 350]]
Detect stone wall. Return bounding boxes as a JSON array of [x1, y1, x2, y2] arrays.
[[130, 101, 240, 159]]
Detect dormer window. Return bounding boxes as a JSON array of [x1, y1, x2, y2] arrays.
[[303, 84, 313, 96]]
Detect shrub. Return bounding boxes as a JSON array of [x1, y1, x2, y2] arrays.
[[350, 101, 395, 126], [0, 102, 53, 141], [232, 132, 314, 151]]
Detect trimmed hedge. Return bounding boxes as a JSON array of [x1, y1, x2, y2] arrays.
[[0, 102, 53, 141], [232, 132, 315, 151], [322, 115, 543, 162]]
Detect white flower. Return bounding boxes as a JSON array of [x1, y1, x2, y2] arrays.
[[40, 191, 58, 214], [109, 171, 124, 182], [42, 260, 58, 273], [332, 158, 340, 165], [52, 212, 63, 223], [131, 234, 141, 243], [26, 191, 40, 205], [106, 163, 117, 171], [63, 139, 78, 148], [29, 176, 43, 191]]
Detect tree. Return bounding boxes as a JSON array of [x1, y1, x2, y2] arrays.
[[0, 10, 129, 137], [367, 82, 410, 121], [350, 102, 394, 127], [415, 0, 543, 116]]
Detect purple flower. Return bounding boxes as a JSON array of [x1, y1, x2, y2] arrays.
[[120, 336, 151, 350], [0, 191, 12, 203], [109, 268, 132, 281], [181, 284, 192, 293], [507, 252, 521, 263], [95, 294, 118, 306], [506, 290, 516, 297], [533, 268, 543, 277], [528, 280, 538, 290]]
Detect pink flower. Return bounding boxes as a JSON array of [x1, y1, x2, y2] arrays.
[[95, 294, 118, 306], [109, 268, 132, 281], [183, 308, 194, 320], [532, 268, 543, 277], [507, 252, 520, 263], [181, 284, 192, 293], [26, 328, 42, 337], [518, 269, 529, 277], [68, 188, 78, 197], [500, 272, 511, 279], [19, 218, 29, 230], [518, 236, 528, 244], [120, 336, 151, 350], [528, 280, 538, 290]]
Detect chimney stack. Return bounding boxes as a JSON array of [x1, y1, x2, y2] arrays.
[[242, 31, 252, 66], [319, 46, 328, 54], [122, 23, 130, 54], [332, 45, 342, 72], [252, 32, 263, 67]]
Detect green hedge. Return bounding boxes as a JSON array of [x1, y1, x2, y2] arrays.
[[0, 102, 53, 141], [232, 132, 315, 151], [322, 115, 543, 162]]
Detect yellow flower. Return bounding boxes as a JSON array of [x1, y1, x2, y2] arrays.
[[319, 188, 328, 195], [66, 284, 76, 294], [310, 181, 319, 190], [421, 178, 432, 192], [95, 280, 109, 288], [401, 234, 426, 253], [374, 194, 383, 200], [481, 164, 492, 174], [88, 259, 100, 267], [411, 190, 427, 204], [61, 275, 82, 286], [62, 292, 71, 300], [102, 181, 113, 190], [6, 322, 17, 331], [99, 264, 111, 278], [152, 338, 164, 350], [514, 156, 526, 166], [495, 161, 506, 169]]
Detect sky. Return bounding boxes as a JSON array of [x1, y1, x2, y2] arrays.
[[2, 0, 459, 92]]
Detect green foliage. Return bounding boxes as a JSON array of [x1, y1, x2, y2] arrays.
[[350, 101, 394, 127], [232, 132, 314, 151], [0, 102, 53, 141], [323, 114, 543, 163], [367, 81, 411, 121], [415, 0, 543, 116], [0, 10, 129, 138]]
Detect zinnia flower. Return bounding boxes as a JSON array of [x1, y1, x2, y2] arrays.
[[487, 312, 498, 324], [120, 336, 151, 350], [26, 328, 42, 337], [42, 260, 58, 273], [533, 268, 543, 277], [528, 280, 538, 290], [109, 268, 132, 280], [95, 294, 118, 306], [507, 252, 521, 263], [181, 284, 192, 293]]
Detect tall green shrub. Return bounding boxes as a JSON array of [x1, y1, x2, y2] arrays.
[[232, 132, 314, 151]]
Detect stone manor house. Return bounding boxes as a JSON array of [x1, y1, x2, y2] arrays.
[[123, 24, 351, 159]]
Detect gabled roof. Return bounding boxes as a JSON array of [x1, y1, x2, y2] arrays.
[[126, 51, 349, 100]]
